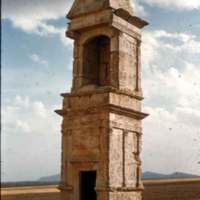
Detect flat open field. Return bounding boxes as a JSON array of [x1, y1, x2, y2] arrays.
[[1, 185, 60, 200], [2, 179, 200, 200], [143, 178, 200, 200]]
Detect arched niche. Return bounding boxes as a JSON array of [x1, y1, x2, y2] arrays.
[[81, 35, 111, 88]]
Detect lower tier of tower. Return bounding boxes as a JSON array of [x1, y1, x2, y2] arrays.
[[56, 90, 148, 200], [60, 186, 142, 200]]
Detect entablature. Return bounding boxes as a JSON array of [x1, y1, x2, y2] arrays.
[[55, 90, 148, 120], [67, 9, 148, 40]]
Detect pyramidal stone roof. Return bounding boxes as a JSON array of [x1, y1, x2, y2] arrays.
[[67, 0, 133, 19]]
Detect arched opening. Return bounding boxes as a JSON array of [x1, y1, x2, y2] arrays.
[[82, 35, 110, 87]]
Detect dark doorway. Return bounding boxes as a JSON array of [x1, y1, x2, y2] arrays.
[[80, 171, 97, 200], [83, 36, 110, 87]]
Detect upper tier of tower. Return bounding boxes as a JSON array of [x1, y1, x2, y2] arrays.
[[67, 0, 133, 19]]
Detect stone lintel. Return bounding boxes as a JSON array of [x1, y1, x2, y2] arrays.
[[69, 160, 98, 169], [95, 186, 144, 192]]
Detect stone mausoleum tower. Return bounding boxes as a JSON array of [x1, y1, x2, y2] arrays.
[[56, 0, 148, 200]]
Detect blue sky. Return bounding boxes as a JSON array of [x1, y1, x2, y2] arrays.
[[2, 0, 200, 182]]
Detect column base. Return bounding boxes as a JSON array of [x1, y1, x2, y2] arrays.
[[108, 191, 142, 200]]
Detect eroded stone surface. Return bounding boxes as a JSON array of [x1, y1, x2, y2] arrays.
[[68, 0, 133, 19], [109, 191, 142, 200], [57, 0, 148, 200]]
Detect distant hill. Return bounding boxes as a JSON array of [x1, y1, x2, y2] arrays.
[[37, 171, 199, 182], [2, 172, 199, 187], [142, 171, 200, 180], [38, 174, 60, 182]]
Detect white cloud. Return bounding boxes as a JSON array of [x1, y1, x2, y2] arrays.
[[142, 31, 159, 67], [142, 30, 200, 111], [2, 95, 60, 135], [1, 0, 145, 45], [2, 0, 200, 177], [56, 27, 73, 47], [33, 102, 48, 118], [143, 63, 200, 108], [2, 95, 62, 182], [15, 95, 30, 108], [30, 54, 48, 66], [2, 0, 73, 30], [16, 120, 31, 133], [2, 0, 73, 46], [30, 54, 40, 62], [131, 0, 148, 16], [153, 30, 200, 54], [141, 29, 200, 175], [142, 30, 200, 72], [142, 0, 200, 10], [142, 106, 200, 174]]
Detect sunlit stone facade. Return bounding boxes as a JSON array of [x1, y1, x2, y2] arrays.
[[56, 1, 148, 200]]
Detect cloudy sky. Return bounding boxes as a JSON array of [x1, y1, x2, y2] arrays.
[[2, 0, 200, 182]]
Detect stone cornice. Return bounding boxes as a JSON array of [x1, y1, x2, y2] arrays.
[[107, 104, 149, 120], [114, 8, 148, 28], [55, 104, 148, 120], [61, 87, 144, 100], [67, 9, 148, 39]]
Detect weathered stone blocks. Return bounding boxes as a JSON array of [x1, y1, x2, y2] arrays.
[[57, 0, 148, 200]]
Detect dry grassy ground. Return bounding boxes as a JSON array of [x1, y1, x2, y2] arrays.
[[1, 185, 60, 200], [1, 179, 200, 200], [143, 179, 200, 200]]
